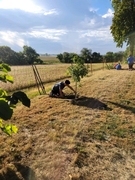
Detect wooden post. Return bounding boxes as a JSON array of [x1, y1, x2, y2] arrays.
[[90, 60, 93, 73], [32, 64, 46, 95], [103, 59, 105, 70]]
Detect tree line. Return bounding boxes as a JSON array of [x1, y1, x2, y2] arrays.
[[56, 48, 125, 63], [0, 45, 125, 65], [0, 45, 43, 65]]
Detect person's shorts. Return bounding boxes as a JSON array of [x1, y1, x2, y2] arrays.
[[49, 91, 59, 97]]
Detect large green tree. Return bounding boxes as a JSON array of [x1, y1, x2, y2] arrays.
[[113, 51, 124, 62], [56, 52, 76, 63], [111, 0, 135, 55], [0, 46, 18, 65], [23, 45, 39, 64], [92, 52, 103, 63], [104, 52, 114, 62], [62, 52, 71, 63], [56, 53, 63, 62], [80, 48, 92, 63]]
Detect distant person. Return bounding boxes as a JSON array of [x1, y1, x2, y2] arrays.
[[114, 63, 118, 69], [127, 54, 134, 70], [49, 80, 76, 98], [115, 63, 121, 70]]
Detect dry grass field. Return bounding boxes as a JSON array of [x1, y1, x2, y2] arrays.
[[40, 56, 60, 64], [1, 63, 135, 180], [0, 63, 104, 92], [0, 64, 70, 92]]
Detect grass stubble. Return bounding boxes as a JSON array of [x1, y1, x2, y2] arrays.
[[0, 64, 135, 179]]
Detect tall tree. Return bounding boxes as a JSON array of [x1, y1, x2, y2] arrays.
[[23, 45, 39, 65], [16, 52, 28, 65], [104, 52, 114, 62], [80, 48, 92, 63], [92, 52, 103, 63], [0, 46, 18, 65], [56, 53, 63, 62], [56, 52, 76, 63], [63, 52, 71, 63], [111, 0, 135, 55], [113, 51, 124, 62]]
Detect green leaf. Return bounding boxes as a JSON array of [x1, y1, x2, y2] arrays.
[[0, 99, 13, 120], [0, 119, 3, 128], [12, 91, 30, 107], [0, 63, 19, 135], [0, 74, 7, 83], [11, 125, 18, 133], [111, 0, 135, 49], [0, 88, 7, 97], [0, 121, 18, 135], [2, 124, 18, 135], [0, 74, 14, 83], [3, 124, 12, 135], [6, 75, 14, 83], [0, 63, 11, 73]]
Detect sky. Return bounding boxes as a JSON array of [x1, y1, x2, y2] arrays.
[[0, 0, 126, 55]]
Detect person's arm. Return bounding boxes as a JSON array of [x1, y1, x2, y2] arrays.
[[67, 85, 76, 94], [58, 83, 65, 97], [59, 87, 64, 97]]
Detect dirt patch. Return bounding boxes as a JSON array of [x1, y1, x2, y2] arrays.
[[0, 163, 36, 180], [50, 94, 109, 109], [64, 95, 109, 110], [72, 96, 108, 109]]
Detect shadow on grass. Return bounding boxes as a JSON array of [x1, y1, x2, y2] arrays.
[[0, 163, 36, 180], [108, 101, 135, 113], [65, 95, 112, 110]]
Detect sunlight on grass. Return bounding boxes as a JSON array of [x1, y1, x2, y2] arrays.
[[1, 63, 135, 180]]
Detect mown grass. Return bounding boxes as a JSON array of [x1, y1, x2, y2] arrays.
[[1, 62, 135, 180]]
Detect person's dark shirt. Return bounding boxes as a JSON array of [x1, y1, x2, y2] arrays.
[[52, 82, 65, 94]]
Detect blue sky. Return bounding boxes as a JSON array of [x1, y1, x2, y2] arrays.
[[0, 0, 126, 55]]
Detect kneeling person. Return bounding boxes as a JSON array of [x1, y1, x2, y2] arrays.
[[116, 63, 121, 70], [49, 80, 76, 98]]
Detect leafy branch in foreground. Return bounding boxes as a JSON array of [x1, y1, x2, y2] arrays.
[[0, 63, 30, 135], [111, 0, 135, 54]]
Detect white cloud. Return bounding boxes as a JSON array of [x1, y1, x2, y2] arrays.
[[80, 17, 97, 29], [89, 19, 96, 26], [89, 7, 99, 13], [0, 1, 125, 54], [79, 26, 112, 41], [26, 28, 67, 41], [80, 15, 107, 29], [0, 31, 26, 47], [0, 0, 58, 15], [0, 27, 68, 48], [102, 8, 113, 18], [44, 9, 58, 16]]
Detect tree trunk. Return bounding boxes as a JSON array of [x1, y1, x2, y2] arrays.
[[75, 81, 77, 99]]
